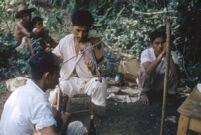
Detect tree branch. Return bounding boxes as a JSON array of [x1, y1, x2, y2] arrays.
[[132, 10, 175, 15]]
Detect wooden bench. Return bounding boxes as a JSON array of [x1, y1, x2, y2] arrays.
[[177, 87, 201, 135]]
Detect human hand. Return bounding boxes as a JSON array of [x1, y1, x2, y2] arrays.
[[97, 66, 101, 73], [161, 42, 167, 55], [85, 59, 95, 73], [61, 111, 71, 125]]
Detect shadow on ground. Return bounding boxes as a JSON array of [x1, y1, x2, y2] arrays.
[[70, 95, 198, 135], [0, 89, 198, 135]]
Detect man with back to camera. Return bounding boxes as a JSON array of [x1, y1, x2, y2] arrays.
[[0, 51, 71, 135]]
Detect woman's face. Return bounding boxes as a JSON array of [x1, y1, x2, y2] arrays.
[[22, 13, 31, 22]]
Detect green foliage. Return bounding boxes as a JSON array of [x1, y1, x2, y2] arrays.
[[174, 0, 201, 87], [69, 0, 200, 86], [0, 29, 44, 80], [90, 0, 178, 77], [0, 30, 27, 79], [0, 0, 16, 32], [0, 0, 69, 80], [0, 0, 200, 88]]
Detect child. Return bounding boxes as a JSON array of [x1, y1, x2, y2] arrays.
[[15, 4, 35, 56], [137, 28, 180, 104], [32, 16, 57, 49]]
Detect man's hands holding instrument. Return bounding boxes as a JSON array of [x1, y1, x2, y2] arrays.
[[85, 59, 96, 74]]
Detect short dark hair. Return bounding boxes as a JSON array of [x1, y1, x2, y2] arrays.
[[29, 51, 60, 81], [149, 27, 166, 43], [32, 16, 43, 26], [21, 12, 31, 18], [71, 9, 94, 27]]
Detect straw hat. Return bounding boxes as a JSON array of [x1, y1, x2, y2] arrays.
[[15, 4, 35, 18]]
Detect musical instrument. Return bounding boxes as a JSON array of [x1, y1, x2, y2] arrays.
[[79, 39, 104, 82]]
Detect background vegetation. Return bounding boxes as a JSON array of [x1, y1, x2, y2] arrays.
[[0, 0, 200, 88]]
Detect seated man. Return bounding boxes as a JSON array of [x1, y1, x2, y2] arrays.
[[0, 52, 71, 135], [137, 28, 180, 104], [32, 16, 58, 49], [51, 10, 107, 111], [15, 4, 35, 56]]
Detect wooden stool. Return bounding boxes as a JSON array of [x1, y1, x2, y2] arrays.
[[66, 94, 91, 114], [177, 87, 201, 135]]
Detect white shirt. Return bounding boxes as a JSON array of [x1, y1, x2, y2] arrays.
[[197, 83, 201, 93], [52, 34, 94, 81], [0, 80, 56, 135], [140, 48, 179, 74], [32, 27, 38, 32]]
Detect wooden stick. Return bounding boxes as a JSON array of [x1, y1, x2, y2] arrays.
[[57, 84, 62, 111], [71, 109, 90, 115], [160, 19, 171, 135], [132, 10, 175, 15]]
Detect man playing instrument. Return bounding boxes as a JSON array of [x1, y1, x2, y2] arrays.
[[50, 10, 107, 114], [0, 52, 71, 135]]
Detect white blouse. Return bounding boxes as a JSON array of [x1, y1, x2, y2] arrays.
[[197, 83, 201, 93]]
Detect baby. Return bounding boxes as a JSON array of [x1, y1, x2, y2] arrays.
[[32, 16, 57, 49]]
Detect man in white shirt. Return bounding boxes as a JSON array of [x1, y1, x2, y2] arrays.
[[0, 52, 70, 135], [137, 28, 180, 104], [51, 10, 107, 109]]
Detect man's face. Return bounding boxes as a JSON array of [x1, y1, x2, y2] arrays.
[[44, 69, 60, 90], [22, 13, 31, 22], [150, 37, 166, 56], [71, 25, 90, 42]]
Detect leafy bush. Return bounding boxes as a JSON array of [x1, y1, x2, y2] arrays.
[[0, 29, 44, 80], [0, 0, 200, 88], [0, 0, 68, 80], [90, 0, 178, 76], [0, 30, 28, 79], [174, 0, 201, 87]]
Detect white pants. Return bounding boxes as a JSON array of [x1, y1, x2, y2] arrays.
[[49, 77, 107, 107]]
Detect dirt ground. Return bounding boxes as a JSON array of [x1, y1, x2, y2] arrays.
[[70, 94, 183, 135], [0, 87, 198, 135]]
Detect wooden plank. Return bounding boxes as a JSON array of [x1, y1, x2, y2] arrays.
[[178, 87, 201, 120], [177, 115, 190, 135], [189, 118, 201, 133]]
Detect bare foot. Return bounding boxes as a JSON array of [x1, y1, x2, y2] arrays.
[[140, 94, 150, 105]]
